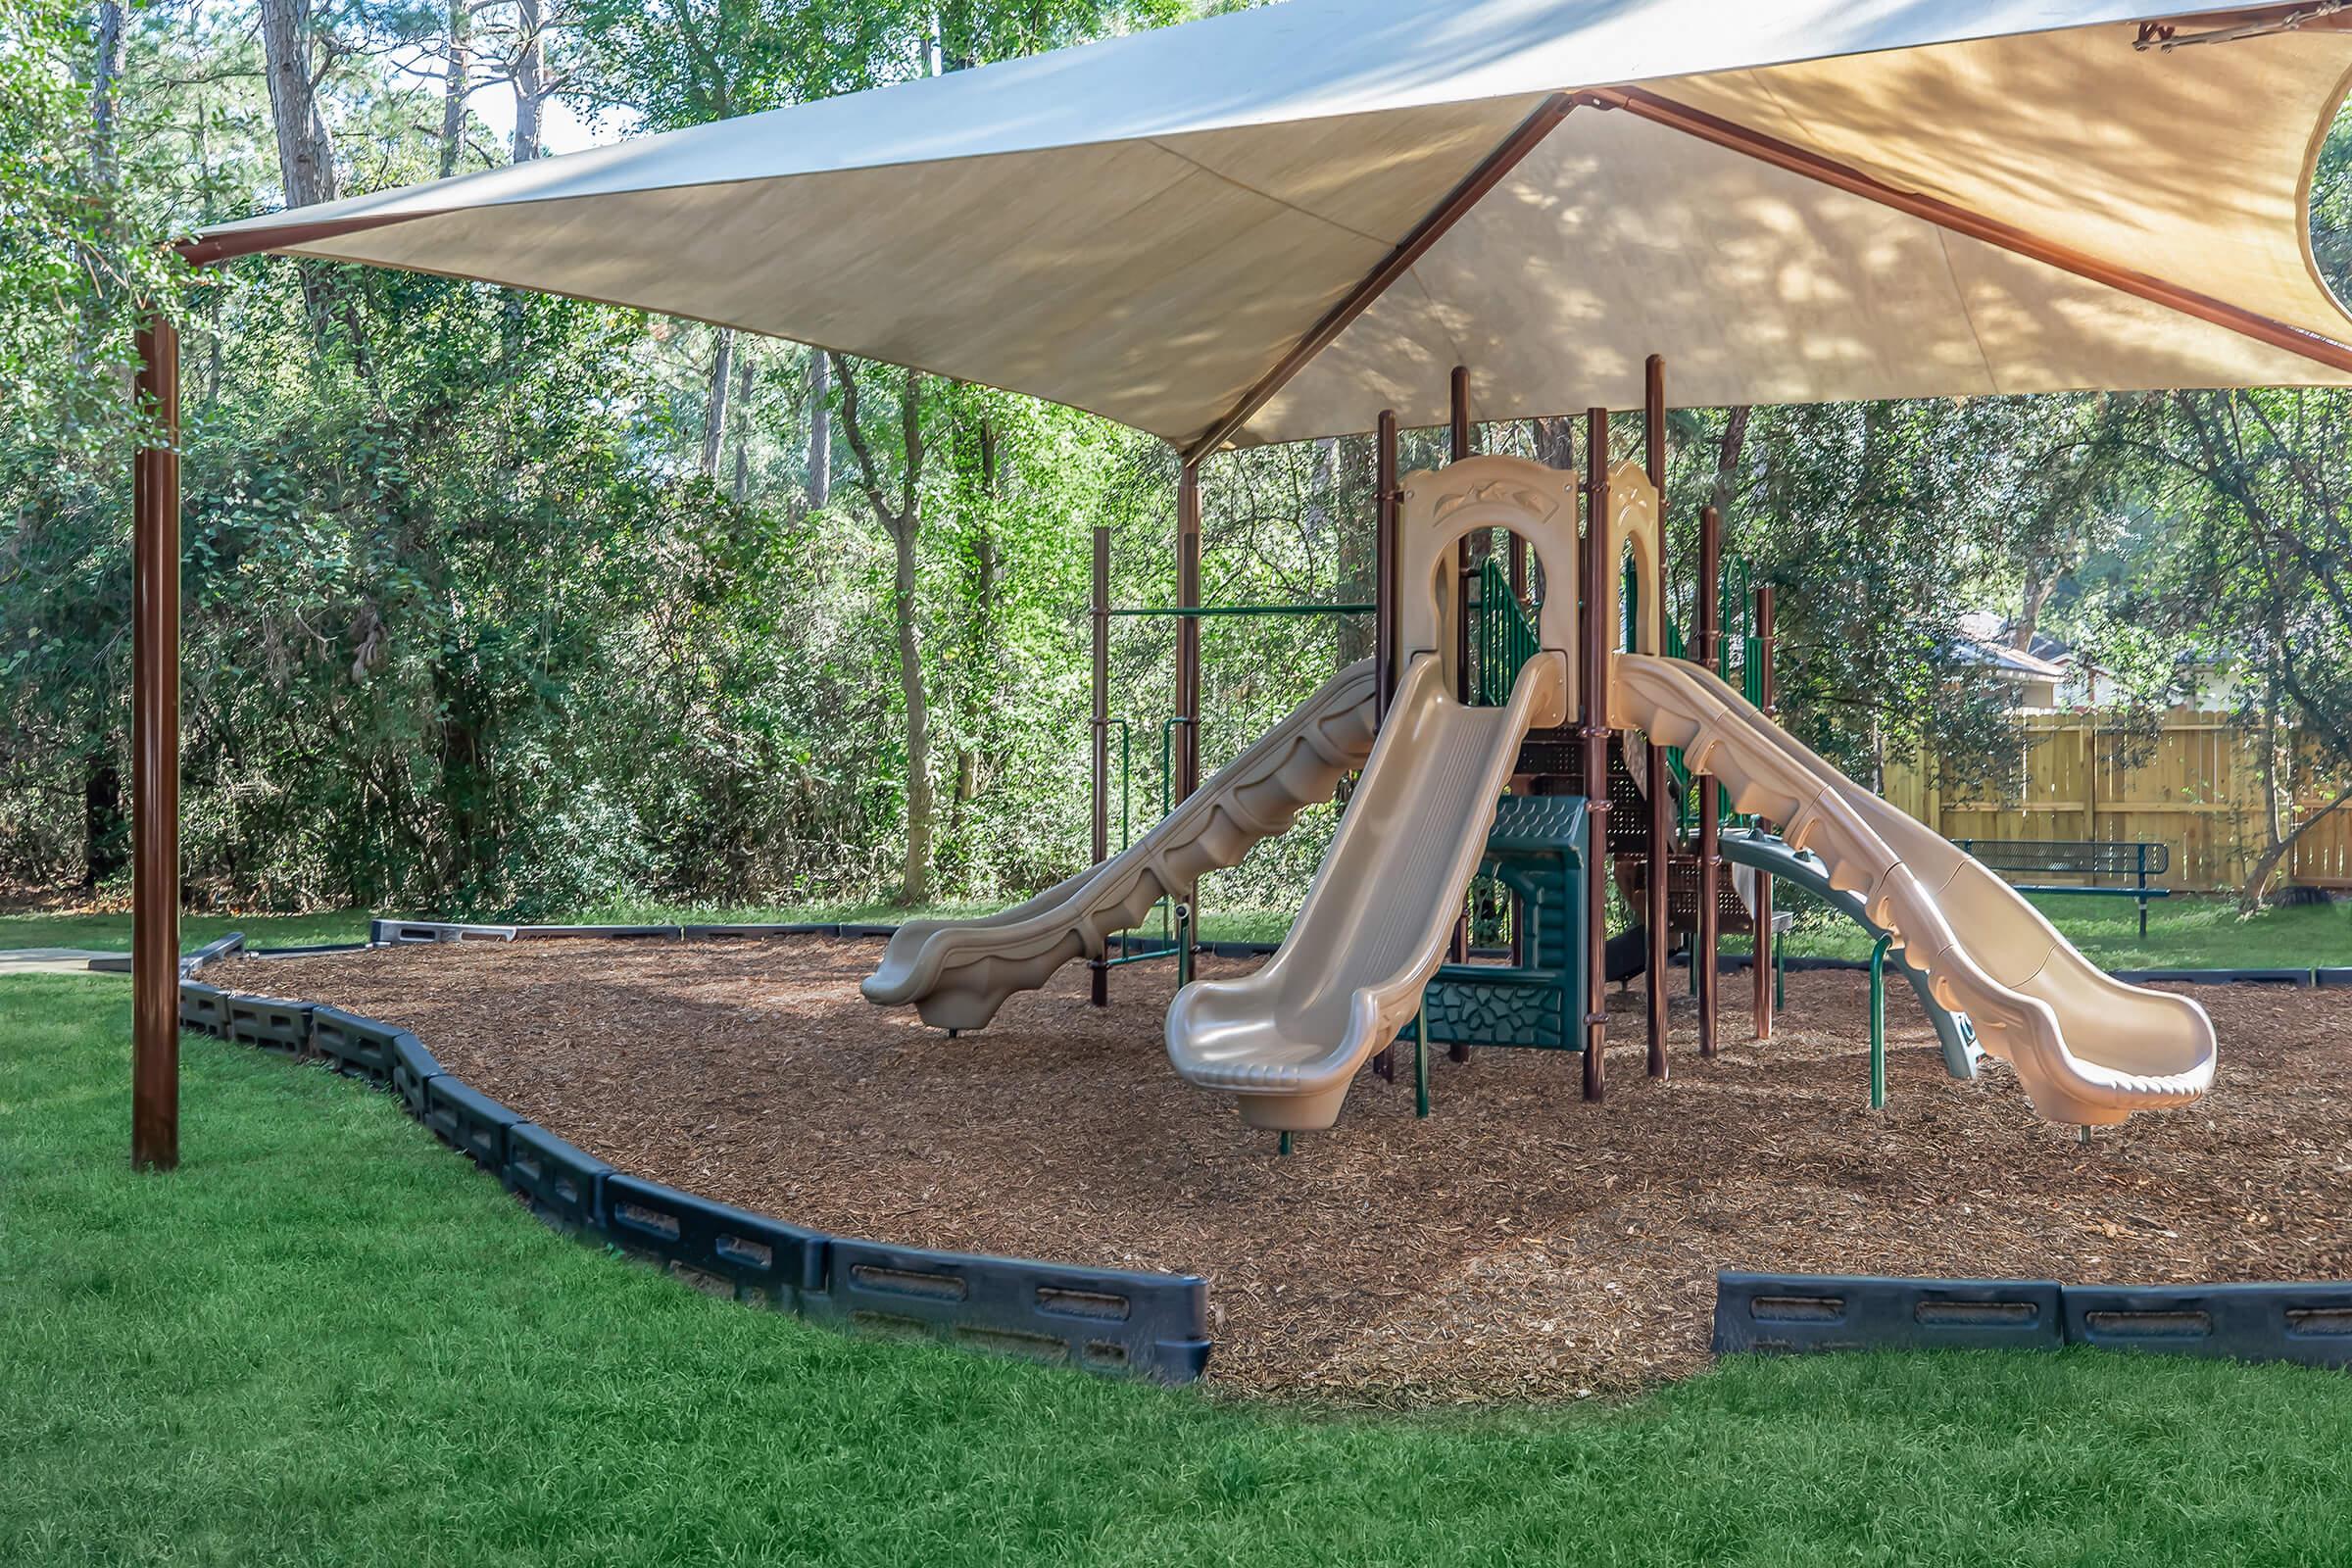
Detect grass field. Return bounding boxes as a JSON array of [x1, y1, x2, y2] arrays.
[[6, 886, 2342, 972], [1767, 888, 2349, 971], [7, 974, 2352, 1565]]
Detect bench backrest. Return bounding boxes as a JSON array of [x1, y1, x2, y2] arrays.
[[1948, 838, 2169, 878]]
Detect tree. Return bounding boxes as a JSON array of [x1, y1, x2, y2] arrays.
[[832, 353, 935, 903], [806, 347, 830, 509], [2088, 389, 2352, 907]]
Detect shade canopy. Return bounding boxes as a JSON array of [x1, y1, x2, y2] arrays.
[[188, 0, 2352, 451]]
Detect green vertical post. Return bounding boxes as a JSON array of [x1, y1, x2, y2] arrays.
[[1414, 1009, 1430, 1118], [1869, 935, 1888, 1110]]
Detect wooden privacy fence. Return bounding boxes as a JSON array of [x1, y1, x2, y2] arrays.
[[1881, 710, 2352, 893]]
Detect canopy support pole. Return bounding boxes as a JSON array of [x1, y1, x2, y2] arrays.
[[1642, 354, 1670, 1080], [1184, 93, 1576, 461], [132, 312, 181, 1172], [1176, 461, 1201, 938], [1576, 85, 2352, 380], [1580, 407, 1611, 1102], [1090, 524, 1110, 1007], [1693, 505, 1723, 1058], [1375, 411, 1398, 721], [1447, 368, 1472, 1005], [1752, 582, 1777, 1042]]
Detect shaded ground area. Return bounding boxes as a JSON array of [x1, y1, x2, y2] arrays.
[[211, 938, 2352, 1406]]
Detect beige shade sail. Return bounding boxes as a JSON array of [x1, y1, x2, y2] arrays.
[[185, 0, 2352, 451]]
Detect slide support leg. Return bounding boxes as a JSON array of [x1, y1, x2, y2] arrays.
[[1869, 935, 1888, 1110]]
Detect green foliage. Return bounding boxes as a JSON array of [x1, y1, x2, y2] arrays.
[[10, 976, 2352, 1565], [4, 5, 2350, 923]]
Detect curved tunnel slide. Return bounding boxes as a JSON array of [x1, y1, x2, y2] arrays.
[[1615, 653, 2215, 1126], [1717, 829, 1981, 1080], [862, 659, 1379, 1032]]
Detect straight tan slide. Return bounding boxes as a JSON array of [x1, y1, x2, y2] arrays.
[[860, 659, 1378, 1031], [1164, 650, 1566, 1130]]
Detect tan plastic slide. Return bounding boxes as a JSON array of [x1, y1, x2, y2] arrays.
[[1164, 650, 1567, 1130], [1615, 651, 2216, 1126], [860, 659, 1379, 1031]]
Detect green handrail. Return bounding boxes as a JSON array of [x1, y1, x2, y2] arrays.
[[1473, 555, 1539, 708]]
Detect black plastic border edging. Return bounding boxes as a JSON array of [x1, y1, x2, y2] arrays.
[[808, 1237, 1211, 1381], [173, 945, 1213, 1386], [1714, 1272, 2063, 1356], [1716, 1272, 2352, 1370]]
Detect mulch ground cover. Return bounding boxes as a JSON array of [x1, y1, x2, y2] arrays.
[[210, 937, 2352, 1407]]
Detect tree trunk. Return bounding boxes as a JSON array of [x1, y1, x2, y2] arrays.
[[1710, 405, 1753, 519], [730, 349, 756, 504], [2013, 571, 2054, 651], [701, 327, 734, 479], [88, 2, 125, 177], [260, 0, 339, 206], [2242, 781, 2352, 910], [807, 349, 831, 509], [438, 0, 470, 178], [81, 754, 124, 891], [1532, 415, 1575, 471], [832, 355, 934, 905], [891, 511, 933, 905], [512, 0, 546, 163], [260, 0, 363, 360]]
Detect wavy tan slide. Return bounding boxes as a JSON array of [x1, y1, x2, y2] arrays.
[[1615, 652, 2215, 1127], [861, 659, 1379, 1032], [1164, 650, 1567, 1130]]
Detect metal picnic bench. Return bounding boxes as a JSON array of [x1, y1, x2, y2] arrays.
[[1949, 839, 2173, 940]]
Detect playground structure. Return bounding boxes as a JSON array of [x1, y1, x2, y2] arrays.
[[130, 1, 2352, 1173], [867, 360, 2218, 1136]]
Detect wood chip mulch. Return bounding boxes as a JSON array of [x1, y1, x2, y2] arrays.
[[208, 938, 2352, 1407]]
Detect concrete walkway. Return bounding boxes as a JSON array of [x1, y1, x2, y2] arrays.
[[0, 948, 123, 976]]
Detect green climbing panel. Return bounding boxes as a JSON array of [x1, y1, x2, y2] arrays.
[[1405, 794, 1589, 1053]]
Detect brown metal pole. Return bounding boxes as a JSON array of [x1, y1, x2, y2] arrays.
[[1371, 410, 1401, 1084], [131, 312, 181, 1172], [1508, 414, 1531, 973], [1090, 524, 1110, 1006], [1375, 411, 1398, 721], [1176, 462, 1202, 942], [1752, 581, 1777, 1041], [1694, 506, 1723, 1058], [1642, 356, 1670, 1079], [1448, 368, 1472, 984], [1451, 365, 1474, 706], [1580, 407, 1611, 1101]]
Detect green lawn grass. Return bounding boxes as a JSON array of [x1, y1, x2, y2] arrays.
[[1764, 889, 2350, 970], [8, 886, 2343, 972], [7, 975, 2352, 1565]]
